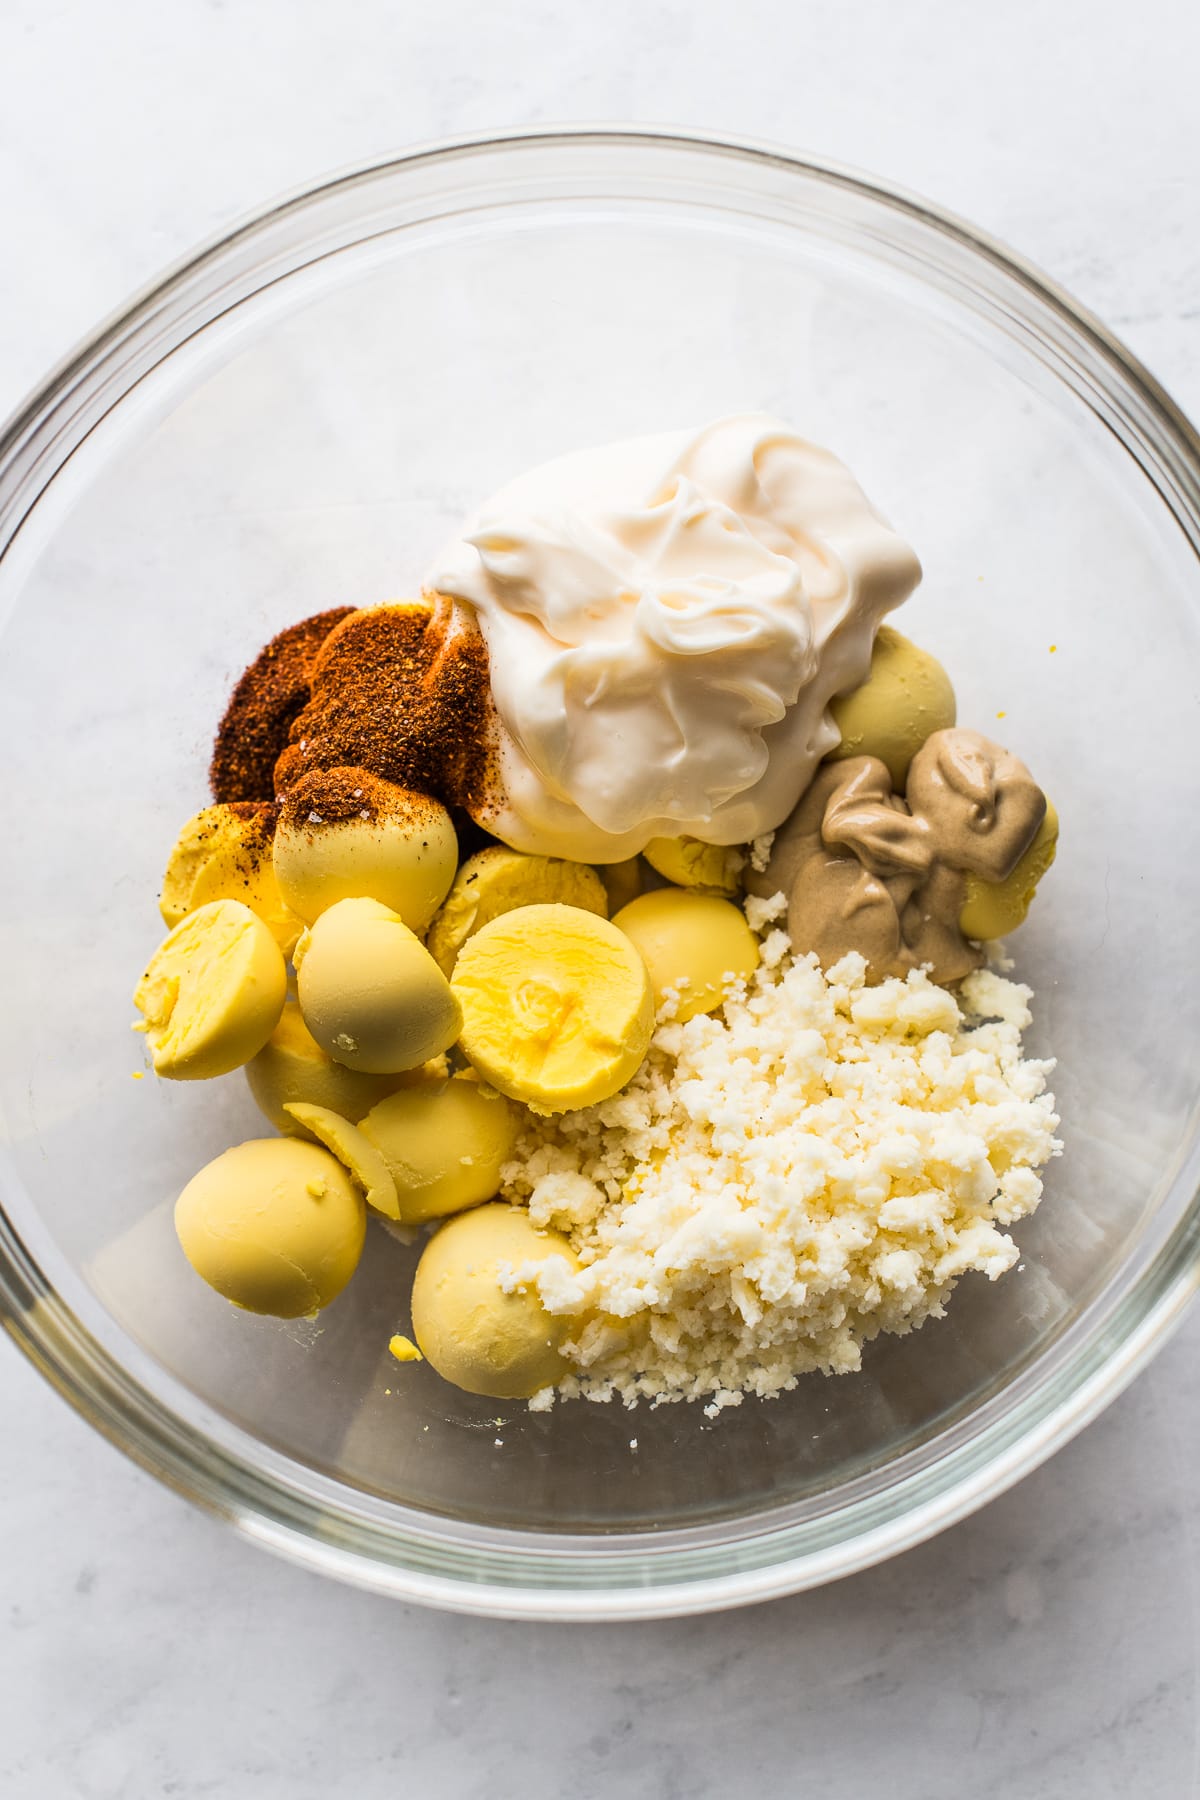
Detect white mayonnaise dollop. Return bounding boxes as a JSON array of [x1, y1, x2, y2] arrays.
[[429, 414, 921, 861]]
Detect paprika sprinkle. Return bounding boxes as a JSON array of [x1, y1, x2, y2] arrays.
[[210, 606, 354, 804]]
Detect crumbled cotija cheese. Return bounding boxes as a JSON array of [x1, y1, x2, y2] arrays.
[[748, 829, 776, 874], [502, 936, 1059, 1413]]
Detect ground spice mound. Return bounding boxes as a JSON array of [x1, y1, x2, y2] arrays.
[[210, 607, 355, 803], [279, 764, 448, 834], [273, 599, 500, 818]]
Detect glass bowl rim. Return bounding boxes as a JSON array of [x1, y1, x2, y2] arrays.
[[2, 124, 1199, 1621]]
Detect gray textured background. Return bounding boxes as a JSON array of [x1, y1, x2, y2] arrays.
[[3, 3, 1199, 1794]]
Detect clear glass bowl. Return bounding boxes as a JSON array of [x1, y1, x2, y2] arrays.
[[2, 129, 1199, 1621]]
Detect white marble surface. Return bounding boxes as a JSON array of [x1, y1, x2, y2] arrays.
[[3, 2, 1200, 1794]]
